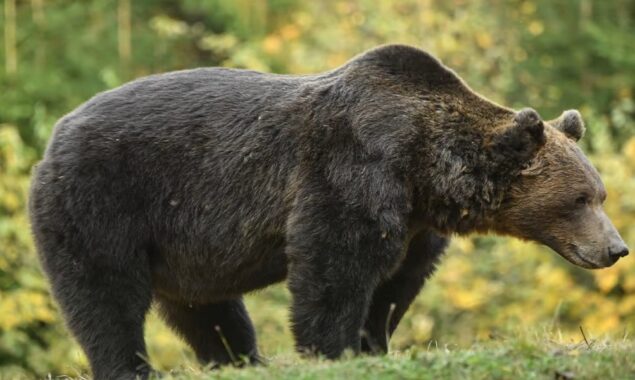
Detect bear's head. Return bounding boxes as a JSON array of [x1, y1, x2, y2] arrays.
[[489, 108, 629, 269], [341, 45, 628, 269]]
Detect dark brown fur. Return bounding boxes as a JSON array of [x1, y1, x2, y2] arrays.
[[28, 45, 627, 379]]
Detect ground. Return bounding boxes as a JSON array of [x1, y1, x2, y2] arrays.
[[154, 336, 634, 380], [54, 326, 635, 379], [41, 282, 634, 380]]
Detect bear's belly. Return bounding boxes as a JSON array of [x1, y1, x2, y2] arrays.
[[150, 235, 288, 304]]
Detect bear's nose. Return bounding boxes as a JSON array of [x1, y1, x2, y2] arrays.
[[608, 245, 629, 260]]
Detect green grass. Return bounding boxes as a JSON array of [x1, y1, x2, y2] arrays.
[[155, 336, 635, 380]]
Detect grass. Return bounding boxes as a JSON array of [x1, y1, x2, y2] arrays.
[[154, 334, 635, 380], [12, 285, 633, 380], [19, 282, 635, 380]]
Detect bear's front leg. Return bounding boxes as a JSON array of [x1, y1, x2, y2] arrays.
[[285, 187, 408, 358], [362, 229, 448, 353]]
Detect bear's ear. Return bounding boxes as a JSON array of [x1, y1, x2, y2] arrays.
[[549, 109, 585, 141], [488, 108, 546, 170]]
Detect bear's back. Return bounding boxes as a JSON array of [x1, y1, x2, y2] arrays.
[[46, 67, 302, 157]]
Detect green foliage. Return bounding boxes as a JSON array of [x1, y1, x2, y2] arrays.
[[0, 0, 634, 378], [0, 125, 77, 376]]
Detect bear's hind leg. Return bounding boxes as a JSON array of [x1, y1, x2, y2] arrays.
[[361, 230, 448, 353], [42, 245, 154, 380], [156, 297, 260, 367]]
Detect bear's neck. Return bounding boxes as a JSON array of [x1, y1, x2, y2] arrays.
[[408, 122, 518, 236]]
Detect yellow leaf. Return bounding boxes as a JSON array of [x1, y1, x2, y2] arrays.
[[594, 267, 619, 293], [618, 295, 635, 315], [280, 24, 300, 40], [528, 21, 544, 36], [475, 32, 493, 49], [521, 2, 537, 15], [448, 288, 483, 310], [623, 137, 635, 164], [263, 35, 282, 54]]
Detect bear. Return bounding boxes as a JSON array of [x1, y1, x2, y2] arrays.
[[28, 44, 629, 379]]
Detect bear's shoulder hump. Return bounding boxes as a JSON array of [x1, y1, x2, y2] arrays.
[[350, 44, 463, 88]]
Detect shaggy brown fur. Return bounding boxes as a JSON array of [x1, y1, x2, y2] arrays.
[[29, 44, 627, 379]]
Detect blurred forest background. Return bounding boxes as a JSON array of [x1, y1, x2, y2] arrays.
[[1, 0, 634, 378]]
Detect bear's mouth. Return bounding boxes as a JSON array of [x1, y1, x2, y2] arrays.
[[566, 244, 605, 269], [572, 252, 603, 269]]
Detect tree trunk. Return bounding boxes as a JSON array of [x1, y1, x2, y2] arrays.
[[118, 0, 131, 71], [4, 0, 17, 74]]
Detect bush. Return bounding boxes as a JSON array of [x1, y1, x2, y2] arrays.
[[1, 1, 634, 377]]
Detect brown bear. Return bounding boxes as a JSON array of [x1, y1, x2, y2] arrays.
[[28, 44, 628, 379]]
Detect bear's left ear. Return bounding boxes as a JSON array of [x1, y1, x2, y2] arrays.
[[549, 109, 585, 141], [488, 108, 546, 170]]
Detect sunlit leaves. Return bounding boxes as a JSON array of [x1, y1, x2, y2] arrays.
[[0, 0, 634, 377]]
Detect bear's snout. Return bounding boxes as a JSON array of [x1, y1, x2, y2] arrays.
[[574, 212, 630, 269]]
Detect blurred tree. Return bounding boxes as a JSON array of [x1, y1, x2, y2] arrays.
[[3, 0, 16, 74], [0, 0, 633, 377], [498, 0, 635, 152]]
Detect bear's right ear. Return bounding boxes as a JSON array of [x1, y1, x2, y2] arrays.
[[549, 109, 585, 141], [488, 108, 546, 170]]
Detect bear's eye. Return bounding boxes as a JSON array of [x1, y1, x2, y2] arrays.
[[575, 195, 590, 206]]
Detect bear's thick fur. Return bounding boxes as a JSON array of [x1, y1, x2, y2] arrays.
[[29, 44, 628, 379]]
